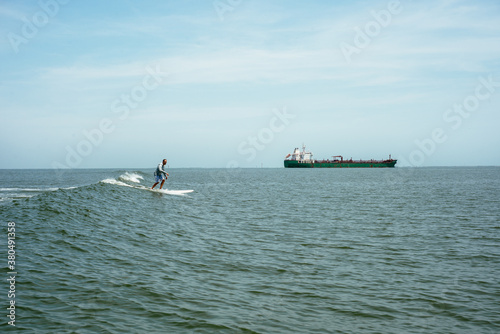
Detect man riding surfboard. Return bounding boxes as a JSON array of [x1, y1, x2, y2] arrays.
[[151, 159, 169, 189]]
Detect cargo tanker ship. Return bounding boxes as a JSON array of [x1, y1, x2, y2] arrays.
[[284, 145, 397, 168]]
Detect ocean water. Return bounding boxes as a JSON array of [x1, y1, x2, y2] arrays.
[[1, 167, 499, 333]]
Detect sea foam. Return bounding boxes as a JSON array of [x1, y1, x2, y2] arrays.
[[118, 172, 144, 183]]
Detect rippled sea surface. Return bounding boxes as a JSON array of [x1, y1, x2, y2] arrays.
[[1, 167, 499, 333]]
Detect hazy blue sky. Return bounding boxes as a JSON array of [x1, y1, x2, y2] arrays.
[[1, 0, 499, 168]]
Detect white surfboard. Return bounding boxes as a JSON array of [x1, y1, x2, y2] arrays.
[[149, 188, 194, 195]]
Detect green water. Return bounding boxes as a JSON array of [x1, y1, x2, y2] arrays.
[[1, 167, 499, 333]]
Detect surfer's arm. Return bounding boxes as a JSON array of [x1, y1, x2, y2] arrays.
[[159, 165, 169, 176]]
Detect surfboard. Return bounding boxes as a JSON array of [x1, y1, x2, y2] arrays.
[[149, 188, 194, 195]]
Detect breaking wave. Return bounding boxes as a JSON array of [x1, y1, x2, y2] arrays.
[[101, 173, 192, 196], [118, 172, 144, 183]]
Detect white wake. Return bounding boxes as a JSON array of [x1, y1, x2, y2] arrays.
[[101, 174, 193, 196]]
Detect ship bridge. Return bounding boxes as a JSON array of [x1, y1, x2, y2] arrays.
[[287, 145, 313, 163]]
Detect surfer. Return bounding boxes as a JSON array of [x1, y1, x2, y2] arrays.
[[151, 159, 169, 189]]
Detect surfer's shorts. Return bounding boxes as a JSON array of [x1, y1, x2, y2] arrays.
[[154, 174, 165, 183]]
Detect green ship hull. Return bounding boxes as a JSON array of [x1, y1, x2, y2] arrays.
[[284, 146, 397, 168], [284, 159, 397, 168]]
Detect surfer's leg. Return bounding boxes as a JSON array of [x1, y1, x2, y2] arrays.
[[151, 182, 158, 189], [160, 179, 165, 189]]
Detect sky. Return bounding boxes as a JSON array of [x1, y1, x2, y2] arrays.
[[1, 0, 499, 168]]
